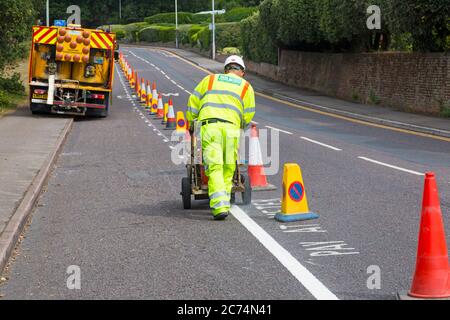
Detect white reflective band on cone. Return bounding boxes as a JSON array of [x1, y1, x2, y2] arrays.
[[249, 136, 264, 165]]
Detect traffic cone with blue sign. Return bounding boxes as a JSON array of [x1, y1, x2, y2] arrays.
[[275, 163, 319, 222], [140, 78, 146, 104], [165, 99, 176, 130], [157, 94, 164, 118]]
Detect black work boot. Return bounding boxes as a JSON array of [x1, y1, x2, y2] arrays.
[[213, 212, 229, 221]]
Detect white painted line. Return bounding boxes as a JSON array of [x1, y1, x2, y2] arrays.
[[166, 76, 171, 80], [169, 146, 175, 150], [300, 137, 342, 151], [161, 71, 166, 75], [265, 126, 293, 135], [184, 90, 192, 95], [171, 80, 177, 85], [230, 205, 338, 300], [357, 157, 424, 176], [163, 139, 169, 143], [177, 84, 185, 90], [251, 121, 259, 125]]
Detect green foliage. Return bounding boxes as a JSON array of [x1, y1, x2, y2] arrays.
[[138, 26, 176, 43], [368, 89, 381, 105], [0, 0, 36, 74], [258, 0, 449, 53], [389, 33, 414, 52], [219, 7, 258, 22], [221, 47, 241, 55], [0, 90, 14, 111], [145, 12, 190, 25], [240, 11, 278, 64], [439, 100, 450, 117], [0, 73, 25, 94], [385, 0, 450, 52], [216, 23, 242, 50]]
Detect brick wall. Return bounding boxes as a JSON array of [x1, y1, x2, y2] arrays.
[[247, 50, 450, 115]]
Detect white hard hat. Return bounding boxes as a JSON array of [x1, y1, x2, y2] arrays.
[[224, 55, 246, 71]]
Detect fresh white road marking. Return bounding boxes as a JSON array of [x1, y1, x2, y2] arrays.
[[265, 126, 293, 135], [230, 205, 338, 300], [171, 80, 177, 85], [251, 121, 259, 125], [300, 137, 342, 151], [358, 157, 424, 176]]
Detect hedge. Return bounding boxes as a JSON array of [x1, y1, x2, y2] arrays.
[[144, 12, 210, 25], [138, 26, 176, 43], [220, 7, 258, 22], [240, 11, 278, 64]]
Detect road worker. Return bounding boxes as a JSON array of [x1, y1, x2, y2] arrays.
[[187, 55, 256, 220]]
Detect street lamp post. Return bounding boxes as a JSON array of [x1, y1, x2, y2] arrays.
[[211, 0, 216, 60], [119, 0, 122, 21], [46, 0, 50, 26], [175, 0, 179, 49]]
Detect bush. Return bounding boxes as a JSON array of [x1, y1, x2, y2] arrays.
[[216, 23, 242, 50], [115, 29, 126, 40], [0, 73, 24, 94], [240, 11, 278, 64], [222, 7, 258, 22], [191, 14, 211, 24], [138, 26, 176, 43], [221, 47, 241, 55], [145, 12, 193, 25], [0, 90, 14, 110]]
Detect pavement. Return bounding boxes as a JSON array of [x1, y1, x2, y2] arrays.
[[0, 107, 72, 275], [165, 48, 450, 138], [0, 46, 448, 300]]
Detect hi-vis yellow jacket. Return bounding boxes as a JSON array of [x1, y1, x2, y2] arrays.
[[187, 73, 256, 128]]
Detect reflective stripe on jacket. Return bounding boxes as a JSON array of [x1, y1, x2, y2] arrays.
[[187, 73, 256, 128]]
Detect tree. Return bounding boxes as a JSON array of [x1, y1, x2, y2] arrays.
[[386, 0, 450, 52], [0, 0, 36, 73]]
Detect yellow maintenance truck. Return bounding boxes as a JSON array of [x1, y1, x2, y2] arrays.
[[28, 24, 116, 117]]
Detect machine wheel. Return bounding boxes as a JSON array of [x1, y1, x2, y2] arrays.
[[181, 177, 192, 209], [241, 174, 252, 205]]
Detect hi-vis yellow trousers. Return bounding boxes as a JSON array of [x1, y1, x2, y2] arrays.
[[201, 122, 240, 216]]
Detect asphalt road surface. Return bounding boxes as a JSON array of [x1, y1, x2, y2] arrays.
[[1, 46, 449, 300]]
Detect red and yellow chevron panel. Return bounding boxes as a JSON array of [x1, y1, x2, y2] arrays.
[[33, 27, 58, 45], [90, 32, 114, 50]]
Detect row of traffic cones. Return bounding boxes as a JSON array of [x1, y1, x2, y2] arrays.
[[120, 54, 288, 190], [119, 54, 181, 131]]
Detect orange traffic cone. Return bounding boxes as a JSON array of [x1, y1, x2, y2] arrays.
[[152, 81, 158, 100], [248, 124, 276, 191], [165, 99, 176, 129], [399, 172, 450, 299], [146, 81, 152, 109], [140, 78, 146, 103], [130, 69, 135, 88], [156, 94, 164, 118]]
